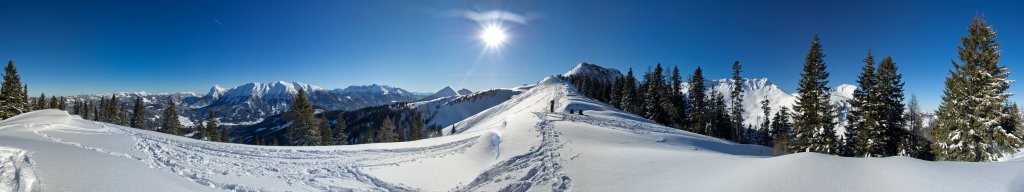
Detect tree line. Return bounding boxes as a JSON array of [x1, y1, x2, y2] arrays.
[[568, 16, 1022, 162]]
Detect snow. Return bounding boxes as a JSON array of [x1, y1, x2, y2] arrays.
[[0, 76, 1022, 191]]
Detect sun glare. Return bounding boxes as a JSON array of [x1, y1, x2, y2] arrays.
[[479, 25, 507, 48]]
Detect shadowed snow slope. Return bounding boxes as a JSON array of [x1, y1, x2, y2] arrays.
[[1, 77, 1023, 191]]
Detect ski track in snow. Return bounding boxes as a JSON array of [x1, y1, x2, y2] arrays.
[[17, 119, 482, 191], [456, 112, 571, 192], [0, 146, 40, 192], [129, 131, 480, 191]]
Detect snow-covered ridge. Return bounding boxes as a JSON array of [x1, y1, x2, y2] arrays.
[[332, 84, 411, 95], [218, 81, 324, 100], [562, 62, 623, 82]]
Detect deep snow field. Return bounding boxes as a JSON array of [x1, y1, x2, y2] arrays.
[[0, 77, 1022, 191]]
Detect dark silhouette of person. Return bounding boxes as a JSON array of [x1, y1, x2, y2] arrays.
[[550, 100, 555, 112]]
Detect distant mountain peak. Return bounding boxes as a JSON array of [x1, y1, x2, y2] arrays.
[[562, 62, 623, 82], [457, 88, 473, 95], [205, 85, 227, 98]]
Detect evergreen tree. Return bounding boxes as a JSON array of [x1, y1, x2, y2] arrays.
[[335, 112, 348, 145], [318, 114, 330, 145], [709, 91, 732, 139], [761, 97, 773, 146], [876, 56, 906, 156], [48, 96, 58, 109], [410, 112, 424, 140], [0, 60, 27, 119], [686, 67, 708, 134], [377, 116, 399, 142], [609, 77, 623, 109], [286, 88, 319, 146], [791, 35, 839, 154], [93, 101, 100, 121], [619, 68, 640, 115], [130, 97, 146, 129], [108, 94, 122, 125], [730, 61, 745, 142], [220, 127, 228, 143], [846, 50, 880, 157], [59, 96, 67, 110], [771, 107, 794, 152], [206, 111, 218, 141], [36, 93, 46, 110], [933, 17, 1021, 161], [904, 95, 935, 160], [641, 64, 668, 123], [670, 66, 687, 129], [161, 99, 181, 135]]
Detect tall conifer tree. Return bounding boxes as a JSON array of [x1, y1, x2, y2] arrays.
[[791, 35, 838, 154], [933, 17, 1021, 161]]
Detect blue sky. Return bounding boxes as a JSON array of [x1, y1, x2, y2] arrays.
[[0, 0, 1022, 111]]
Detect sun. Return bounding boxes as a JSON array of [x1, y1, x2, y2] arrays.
[[479, 25, 507, 48]]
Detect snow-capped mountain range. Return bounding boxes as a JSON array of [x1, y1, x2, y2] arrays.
[[63, 81, 430, 126]]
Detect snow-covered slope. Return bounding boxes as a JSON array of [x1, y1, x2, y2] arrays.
[[4, 74, 1022, 191], [407, 88, 524, 129]]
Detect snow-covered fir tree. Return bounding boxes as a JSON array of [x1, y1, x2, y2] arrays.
[[686, 67, 708, 135], [875, 56, 907, 157], [161, 99, 181, 135], [131, 97, 146, 130], [0, 60, 28, 119], [730, 61, 745, 142], [845, 50, 879, 157], [287, 88, 320, 146], [933, 17, 1022, 162], [619, 68, 640, 115], [206, 111, 218, 142], [791, 35, 839, 154], [670, 66, 687, 129]]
